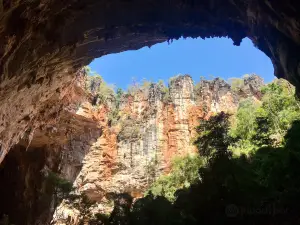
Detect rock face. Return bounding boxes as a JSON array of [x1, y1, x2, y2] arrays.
[[75, 76, 198, 203], [0, 72, 102, 225], [1, 0, 300, 165], [49, 74, 264, 224], [195, 76, 264, 114], [0, 73, 264, 224]]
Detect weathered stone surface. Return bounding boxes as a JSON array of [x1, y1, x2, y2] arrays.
[[51, 75, 264, 223], [242, 74, 264, 98], [1, 0, 300, 164], [0, 73, 265, 224], [0, 73, 102, 225], [0, 72, 265, 224]]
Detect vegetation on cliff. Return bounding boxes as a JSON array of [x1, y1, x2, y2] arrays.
[[147, 155, 203, 201], [84, 67, 116, 106], [230, 79, 300, 155], [100, 79, 300, 225], [77, 70, 300, 224]]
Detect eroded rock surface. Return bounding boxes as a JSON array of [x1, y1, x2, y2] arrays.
[[0, 72, 102, 225], [0, 73, 264, 224], [50, 74, 264, 225]]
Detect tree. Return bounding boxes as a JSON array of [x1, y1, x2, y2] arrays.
[[230, 99, 259, 140], [108, 88, 123, 126], [109, 194, 133, 225], [141, 78, 152, 88], [45, 171, 73, 201], [258, 79, 300, 144], [228, 78, 244, 91], [194, 112, 233, 158], [84, 67, 116, 106], [148, 155, 203, 201], [131, 194, 181, 225]]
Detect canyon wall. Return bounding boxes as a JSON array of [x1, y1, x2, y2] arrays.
[[0, 73, 263, 224], [51, 74, 263, 224]]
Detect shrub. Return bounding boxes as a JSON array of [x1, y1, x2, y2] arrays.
[[45, 171, 73, 200], [228, 77, 244, 91], [84, 67, 116, 106], [147, 155, 203, 202], [229, 99, 260, 140]]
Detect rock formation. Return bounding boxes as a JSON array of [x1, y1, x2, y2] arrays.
[[0, 72, 265, 224], [49, 74, 263, 224], [1, 0, 300, 165], [0, 71, 102, 225]]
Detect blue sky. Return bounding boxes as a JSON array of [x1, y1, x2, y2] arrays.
[[89, 37, 275, 90]]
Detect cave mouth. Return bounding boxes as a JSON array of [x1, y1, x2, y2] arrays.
[[0, 36, 278, 225], [87, 37, 275, 90], [0, 145, 60, 225], [1, 1, 300, 224]]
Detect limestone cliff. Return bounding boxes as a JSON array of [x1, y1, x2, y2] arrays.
[[0, 71, 102, 225], [51, 74, 264, 224], [0, 73, 263, 224]]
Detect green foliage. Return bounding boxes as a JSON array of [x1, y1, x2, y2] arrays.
[[242, 74, 250, 79], [251, 117, 273, 146], [194, 112, 233, 157], [170, 116, 300, 225], [97, 82, 115, 104], [157, 79, 165, 87], [228, 77, 244, 91], [107, 88, 124, 126], [116, 88, 124, 106], [161, 85, 171, 103], [126, 78, 154, 95], [131, 194, 182, 225], [99, 79, 300, 225], [230, 79, 300, 155], [168, 75, 180, 84], [45, 171, 73, 199], [230, 99, 260, 140], [193, 81, 203, 96], [228, 139, 258, 156], [86, 74, 103, 94], [84, 67, 116, 106], [141, 78, 152, 88], [156, 79, 170, 103], [84, 67, 123, 125], [147, 155, 203, 202], [259, 79, 300, 141], [84, 66, 92, 76], [146, 157, 159, 184], [229, 79, 300, 157]]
